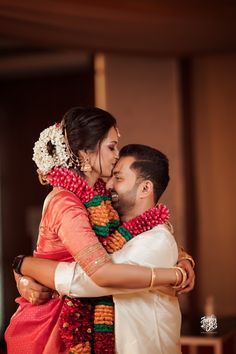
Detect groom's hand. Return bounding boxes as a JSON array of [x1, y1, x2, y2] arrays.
[[14, 271, 57, 305]]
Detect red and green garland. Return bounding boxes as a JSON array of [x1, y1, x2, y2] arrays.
[[47, 167, 170, 353]]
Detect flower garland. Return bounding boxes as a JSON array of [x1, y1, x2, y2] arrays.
[[46, 166, 170, 353], [105, 204, 169, 253]]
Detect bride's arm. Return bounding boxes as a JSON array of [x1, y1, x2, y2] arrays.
[[55, 261, 144, 297], [15, 245, 194, 303], [19, 256, 178, 290]]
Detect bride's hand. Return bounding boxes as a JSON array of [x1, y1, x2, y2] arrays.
[[175, 259, 195, 294]]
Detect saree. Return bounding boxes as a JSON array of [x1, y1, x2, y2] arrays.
[[5, 190, 111, 354]]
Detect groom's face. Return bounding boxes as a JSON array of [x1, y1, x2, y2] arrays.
[[106, 156, 140, 217]]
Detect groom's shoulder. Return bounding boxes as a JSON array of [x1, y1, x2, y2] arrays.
[[140, 224, 176, 246]]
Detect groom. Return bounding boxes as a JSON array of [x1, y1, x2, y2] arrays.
[[14, 144, 195, 353]]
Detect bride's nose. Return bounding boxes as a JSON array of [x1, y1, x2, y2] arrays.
[[115, 147, 119, 160]]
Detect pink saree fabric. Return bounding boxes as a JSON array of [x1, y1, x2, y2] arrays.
[[5, 190, 110, 354]]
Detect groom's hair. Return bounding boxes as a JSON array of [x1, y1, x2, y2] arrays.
[[119, 144, 169, 203]]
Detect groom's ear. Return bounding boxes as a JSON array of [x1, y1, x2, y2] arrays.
[[139, 180, 153, 199]]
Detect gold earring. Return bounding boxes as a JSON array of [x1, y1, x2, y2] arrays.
[[80, 156, 92, 172], [37, 169, 48, 185]]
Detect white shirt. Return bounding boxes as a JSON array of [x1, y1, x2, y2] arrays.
[[55, 224, 182, 354]]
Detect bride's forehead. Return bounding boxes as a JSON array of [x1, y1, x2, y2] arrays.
[[106, 126, 119, 141]]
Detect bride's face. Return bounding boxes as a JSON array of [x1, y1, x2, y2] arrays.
[[89, 126, 119, 177]]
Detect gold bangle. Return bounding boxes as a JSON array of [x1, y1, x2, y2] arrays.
[[172, 266, 187, 288], [178, 267, 187, 287], [178, 255, 195, 269], [172, 267, 180, 287], [149, 268, 157, 289]]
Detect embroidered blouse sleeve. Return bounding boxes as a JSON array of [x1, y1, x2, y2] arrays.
[[48, 191, 111, 275]]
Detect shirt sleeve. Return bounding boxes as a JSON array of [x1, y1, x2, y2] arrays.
[[48, 191, 111, 275]]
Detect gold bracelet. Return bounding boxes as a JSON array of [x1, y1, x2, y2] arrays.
[[172, 267, 180, 287], [149, 268, 157, 289], [178, 255, 195, 269], [172, 266, 187, 288], [178, 267, 187, 287]]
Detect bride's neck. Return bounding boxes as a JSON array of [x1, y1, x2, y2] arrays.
[[84, 171, 99, 187]]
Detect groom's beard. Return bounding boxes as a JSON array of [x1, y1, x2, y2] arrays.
[[111, 188, 137, 218]]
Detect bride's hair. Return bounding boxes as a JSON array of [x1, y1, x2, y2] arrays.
[[62, 106, 117, 155]]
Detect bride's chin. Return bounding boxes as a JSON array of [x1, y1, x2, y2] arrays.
[[103, 169, 113, 178]]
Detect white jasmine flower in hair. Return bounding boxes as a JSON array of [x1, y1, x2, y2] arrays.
[[32, 123, 70, 174]]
